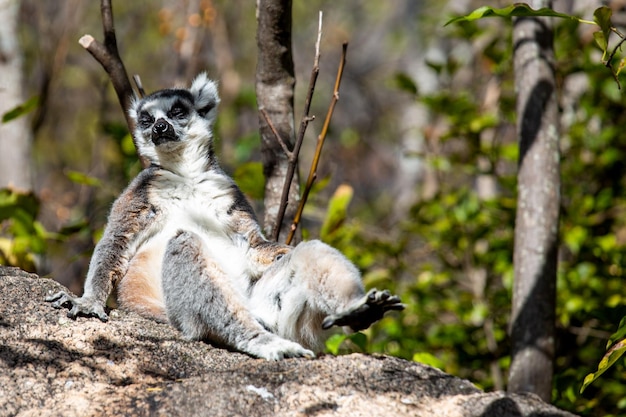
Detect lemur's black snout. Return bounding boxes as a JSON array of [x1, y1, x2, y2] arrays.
[[152, 118, 177, 145], [154, 120, 169, 133]]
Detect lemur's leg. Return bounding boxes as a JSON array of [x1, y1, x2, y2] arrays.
[[162, 230, 314, 360], [250, 240, 405, 351], [117, 242, 168, 323]]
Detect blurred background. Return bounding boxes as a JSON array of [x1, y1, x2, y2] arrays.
[[2, 0, 626, 414]]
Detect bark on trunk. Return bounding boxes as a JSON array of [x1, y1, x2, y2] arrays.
[[255, 0, 301, 243], [0, 0, 33, 191], [508, 0, 560, 402]]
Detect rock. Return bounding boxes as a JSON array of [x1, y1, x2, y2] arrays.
[[0, 266, 577, 417]]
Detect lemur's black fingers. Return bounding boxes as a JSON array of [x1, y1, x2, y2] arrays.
[[45, 291, 64, 303], [66, 304, 109, 322], [322, 289, 405, 331], [46, 292, 75, 309], [322, 316, 337, 330], [46, 291, 109, 322], [322, 304, 374, 330], [92, 307, 109, 322]]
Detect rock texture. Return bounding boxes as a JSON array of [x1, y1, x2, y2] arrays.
[[0, 266, 577, 417]]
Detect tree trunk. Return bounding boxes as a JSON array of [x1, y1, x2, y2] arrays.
[[508, 0, 559, 402], [255, 0, 301, 243], [0, 0, 33, 191]]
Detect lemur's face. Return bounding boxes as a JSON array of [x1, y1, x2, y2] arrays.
[[135, 90, 197, 147], [128, 73, 220, 164]]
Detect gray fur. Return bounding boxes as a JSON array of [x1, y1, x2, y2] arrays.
[[46, 73, 404, 360]]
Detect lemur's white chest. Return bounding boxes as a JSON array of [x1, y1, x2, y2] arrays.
[[134, 169, 253, 287], [151, 170, 237, 237]]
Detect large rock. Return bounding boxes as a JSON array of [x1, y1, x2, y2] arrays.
[[0, 266, 577, 417]]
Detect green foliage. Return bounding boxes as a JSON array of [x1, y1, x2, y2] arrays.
[[320, 184, 353, 241], [593, 7, 612, 58], [233, 162, 265, 200], [581, 317, 626, 393], [448, 4, 626, 88], [65, 170, 102, 188], [2, 96, 39, 123], [316, 7, 626, 415], [0, 188, 48, 271], [440, 4, 626, 414], [325, 332, 368, 355], [445, 4, 584, 27]]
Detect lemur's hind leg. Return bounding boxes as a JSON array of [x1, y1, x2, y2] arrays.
[[251, 240, 405, 351], [322, 289, 405, 331], [162, 230, 314, 360]]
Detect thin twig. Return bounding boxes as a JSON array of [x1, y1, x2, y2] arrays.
[[605, 34, 626, 89], [286, 42, 348, 245], [133, 74, 146, 98], [82, 0, 135, 120], [81, 0, 143, 165], [261, 108, 292, 157], [272, 11, 323, 242]]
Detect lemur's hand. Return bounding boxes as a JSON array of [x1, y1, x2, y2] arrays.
[[45, 291, 109, 322], [322, 289, 405, 332]]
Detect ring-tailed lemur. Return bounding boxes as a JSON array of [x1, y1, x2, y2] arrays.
[[46, 73, 404, 360]]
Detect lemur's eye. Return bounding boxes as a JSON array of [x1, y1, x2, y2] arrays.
[[168, 103, 188, 119], [138, 111, 154, 129]]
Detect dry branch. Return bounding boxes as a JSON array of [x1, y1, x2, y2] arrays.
[[80, 0, 135, 127], [81, 0, 143, 165], [261, 108, 293, 158], [272, 11, 323, 242], [285, 42, 348, 245]]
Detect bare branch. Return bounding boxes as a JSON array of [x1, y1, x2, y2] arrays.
[[81, 0, 144, 165], [314, 11, 322, 67], [286, 42, 348, 245], [133, 74, 146, 98], [605, 35, 626, 89], [260, 108, 293, 158], [273, 11, 323, 242], [81, 0, 136, 133]]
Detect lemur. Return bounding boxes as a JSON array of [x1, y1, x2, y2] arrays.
[[46, 73, 404, 360]]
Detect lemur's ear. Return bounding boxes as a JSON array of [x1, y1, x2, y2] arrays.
[[189, 73, 220, 121]]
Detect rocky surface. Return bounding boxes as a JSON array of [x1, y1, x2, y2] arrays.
[[0, 266, 577, 417]]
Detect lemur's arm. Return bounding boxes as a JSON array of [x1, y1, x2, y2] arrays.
[[223, 183, 292, 275], [46, 170, 158, 321]]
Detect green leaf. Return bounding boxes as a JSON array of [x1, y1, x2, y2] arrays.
[[65, 170, 102, 187], [607, 316, 626, 349], [581, 338, 626, 393], [617, 56, 626, 75], [2, 96, 39, 123], [324, 332, 367, 355], [0, 188, 39, 221], [320, 184, 354, 240], [232, 162, 264, 200], [325, 334, 348, 355], [593, 31, 608, 55], [594, 7, 613, 43], [393, 72, 418, 95], [348, 332, 368, 352], [593, 7, 613, 59], [413, 352, 446, 370], [445, 4, 587, 27]]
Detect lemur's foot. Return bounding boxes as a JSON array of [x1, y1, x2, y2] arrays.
[[45, 291, 109, 322], [322, 289, 405, 331]]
